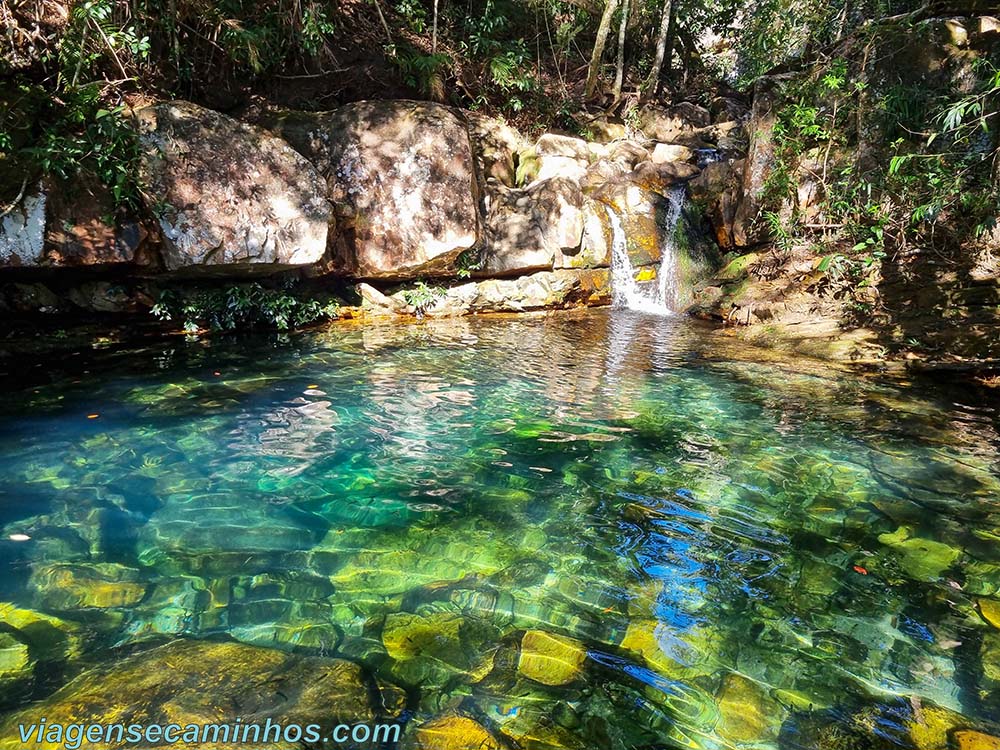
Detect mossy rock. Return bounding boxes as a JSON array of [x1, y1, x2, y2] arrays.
[[382, 612, 499, 687], [978, 599, 1000, 630], [954, 730, 1000, 750], [0, 603, 82, 662], [981, 630, 1000, 684], [0, 639, 402, 750], [906, 703, 966, 749], [715, 672, 785, 745], [517, 630, 586, 686], [0, 632, 32, 688], [876, 527, 961, 582], [28, 562, 146, 610], [779, 708, 902, 750], [405, 715, 506, 750], [619, 620, 712, 681]]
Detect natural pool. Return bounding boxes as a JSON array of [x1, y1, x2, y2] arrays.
[[0, 310, 999, 749]]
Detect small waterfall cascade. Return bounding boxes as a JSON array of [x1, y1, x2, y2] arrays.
[[607, 185, 686, 315]]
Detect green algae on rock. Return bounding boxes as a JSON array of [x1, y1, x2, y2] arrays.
[[28, 562, 146, 610], [714, 672, 785, 745], [517, 630, 587, 686], [0, 639, 402, 750], [877, 527, 962, 582], [0, 633, 32, 690], [405, 715, 506, 750]]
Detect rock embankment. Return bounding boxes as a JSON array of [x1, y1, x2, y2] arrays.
[[0, 98, 739, 320]]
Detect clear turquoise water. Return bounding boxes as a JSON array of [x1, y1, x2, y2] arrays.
[[1, 310, 1000, 749]]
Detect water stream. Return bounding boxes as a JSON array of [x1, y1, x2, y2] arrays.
[[608, 185, 686, 315]]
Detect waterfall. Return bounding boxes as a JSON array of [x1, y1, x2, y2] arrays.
[[607, 185, 686, 315]]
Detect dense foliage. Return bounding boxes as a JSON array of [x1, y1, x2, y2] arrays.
[[150, 283, 340, 332], [2, 0, 996, 340], [756, 20, 999, 321]]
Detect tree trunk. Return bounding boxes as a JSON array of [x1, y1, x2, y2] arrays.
[[612, 0, 630, 100], [584, 0, 621, 100], [640, 0, 672, 102], [663, 0, 676, 76], [432, 0, 439, 53]]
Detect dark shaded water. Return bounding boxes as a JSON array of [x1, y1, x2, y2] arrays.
[[1, 310, 999, 749]]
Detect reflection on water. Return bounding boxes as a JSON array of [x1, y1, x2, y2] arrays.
[[0, 310, 999, 748]]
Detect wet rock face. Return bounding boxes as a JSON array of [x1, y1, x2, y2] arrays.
[[0, 639, 404, 750], [135, 101, 331, 271], [271, 100, 479, 279], [689, 159, 745, 249]]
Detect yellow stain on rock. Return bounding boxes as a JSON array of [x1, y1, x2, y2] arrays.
[[978, 598, 1000, 630], [954, 730, 1000, 750], [517, 630, 586, 686], [410, 715, 504, 750]]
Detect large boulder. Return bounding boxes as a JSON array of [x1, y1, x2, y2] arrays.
[[135, 101, 330, 271], [0, 639, 404, 750], [638, 103, 712, 142], [269, 100, 479, 278], [481, 177, 584, 275], [532, 133, 591, 183], [554, 198, 613, 270]]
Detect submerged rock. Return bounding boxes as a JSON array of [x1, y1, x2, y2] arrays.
[[0, 632, 32, 688], [954, 730, 1000, 750], [382, 612, 499, 686], [0, 639, 402, 750], [405, 715, 505, 750], [619, 619, 712, 682], [135, 101, 330, 271], [877, 526, 961, 582], [517, 630, 586, 686], [981, 630, 1000, 684], [0, 603, 83, 662], [28, 562, 145, 610], [715, 672, 785, 745], [979, 599, 1000, 630], [906, 702, 966, 750]]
